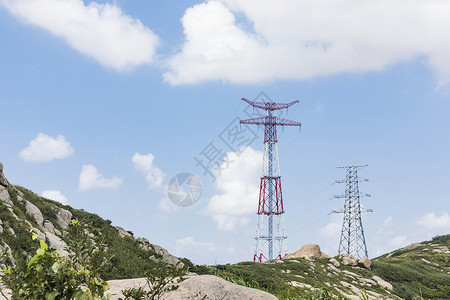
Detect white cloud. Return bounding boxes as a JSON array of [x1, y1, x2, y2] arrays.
[[377, 216, 394, 236], [318, 220, 341, 239], [165, 0, 450, 85], [388, 235, 410, 249], [132, 153, 165, 189], [174, 237, 217, 254], [78, 164, 122, 191], [204, 147, 262, 231], [157, 197, 179, 218], [416, 212, 450, 230], [19, 133, 74, 162], [41, 190, 68, 204], [0, 0, 158, 71]]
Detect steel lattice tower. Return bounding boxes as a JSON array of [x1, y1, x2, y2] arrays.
[[240, 97, 301, 262], [333, 165, 372, 259]]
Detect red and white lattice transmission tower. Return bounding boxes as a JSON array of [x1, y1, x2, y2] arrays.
[[240, 97, 301, 262]]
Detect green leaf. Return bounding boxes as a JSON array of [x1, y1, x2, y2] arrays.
[[36, 248, 45, 256], [45, 290, 58, 300], [51, 262, 60, 273]]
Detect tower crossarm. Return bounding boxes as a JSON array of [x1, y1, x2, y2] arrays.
[[242, 98, 299, 111], [240, 116, 301, 127]]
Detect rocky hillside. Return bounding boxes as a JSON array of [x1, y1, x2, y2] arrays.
[[0, 163, 182, 281], [191, 237, 450, 299], [0, 162, 449, 299]]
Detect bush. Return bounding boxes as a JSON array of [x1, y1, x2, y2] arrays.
[[0, 220, 110, 300]]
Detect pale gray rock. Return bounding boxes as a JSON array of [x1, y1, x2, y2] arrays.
[[45, 232, 69, 257], [372, 275, 393, 290], [153, 244, 184, 267], [25, 201, 44, 227], [0, 225, 3, 234], [44, 220, 57, 235], [329, 258, 340, 267], [107, 278, 148, 299], [359, 257, 371, 269], [56, 208, 72, 229], [339, 254, 358, 266], [0, 162, 9, 187], [403, 243, 421, 250], [115, 226, 132, 237], [0, 187, 13, 207], [137, 238, 184, 268], [284, 243, 329, 260], [6, 227, 15, 236], [162, 275, 278, 300]]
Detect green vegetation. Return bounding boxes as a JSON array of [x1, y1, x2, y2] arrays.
[[0, 221, 110, 299], [4, 186, 164, 281], [120, 260, 188, 300], [371, 234, 450, 300], [1, 185, 449, 299]]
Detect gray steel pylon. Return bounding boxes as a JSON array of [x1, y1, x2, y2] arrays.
[[332, 165, 372, 259]]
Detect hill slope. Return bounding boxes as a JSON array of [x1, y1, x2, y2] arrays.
[[0, 182, 182, 281], [190, 236, 450, 299], [0, 164, 449, 299]]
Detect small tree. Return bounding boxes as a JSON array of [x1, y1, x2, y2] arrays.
[[120, 260, 188, 300]]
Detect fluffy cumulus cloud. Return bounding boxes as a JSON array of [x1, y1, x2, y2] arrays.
[[165, 0, 450, 85], [416, 212, 450, 230], [19, 133, 74, 162], [132, 153, 165, 189], [78, 164, 123, 191], [204, 147, 262, 231], [0, 0, 158, 71], [41, 190, 68, 204]]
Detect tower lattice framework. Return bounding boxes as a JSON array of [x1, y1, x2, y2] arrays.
[[333, 165, 372, 259], [240, 97, 301, 262]]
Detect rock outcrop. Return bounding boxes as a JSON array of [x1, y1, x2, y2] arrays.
[[339, 254, 358, 266], [284, 243, 330, 260], [25, 201, 44, 227], [163, 275, 278, 300], [107, 275, 278, 300], [45, 232, 69, 257], [137, 238, 184, 268], [115, 226, 132, 237], [0, 162, 9, 187], [372, 275, 393, 290], [56, 208, 72, 229], [153, 244, 184, 267], [359, 257, 371, 269], [43, 220, 61, 236], [0, 187, 13, 207]]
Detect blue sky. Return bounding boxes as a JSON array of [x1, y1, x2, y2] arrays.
[[1, 0, 450, 264]]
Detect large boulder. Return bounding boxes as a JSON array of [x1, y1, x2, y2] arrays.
[[0, 162, 9, 187], [339, 254, 358, 266], [163, 275, 278, 300], [44, 220, 61, 236], [0, 186, 13, 207], [56, 208, 72, 229], [25, 201, 44, 227], [107, 275, 278, 300], [284, 244, 329, 260], [45, 232, 69, 257], [359, 257, 371, 269]]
